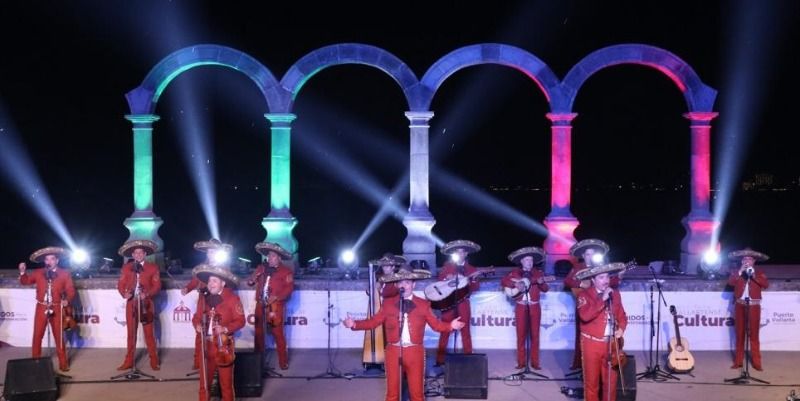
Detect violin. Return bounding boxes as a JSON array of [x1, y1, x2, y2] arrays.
[[62, 304, 78, 331], [610, 336, 627, 368], [211, 312, 235, 367]]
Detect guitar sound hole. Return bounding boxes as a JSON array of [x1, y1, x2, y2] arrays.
[[676, 345, 684, 352]]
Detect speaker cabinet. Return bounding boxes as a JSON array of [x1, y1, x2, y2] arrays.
[[3, 358, 58, 401], [616, 355, 637, 401], [210, 351, 264, 398], [443, 353, 488, 399]]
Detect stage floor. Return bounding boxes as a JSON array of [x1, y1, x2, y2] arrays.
[[1, 345, 797, 401]]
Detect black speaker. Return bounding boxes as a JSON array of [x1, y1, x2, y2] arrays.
[[3, 358, 59, 401], [210, 351, 263, 398], [443, 353, 488, 399], [616, 355, 637, 401]]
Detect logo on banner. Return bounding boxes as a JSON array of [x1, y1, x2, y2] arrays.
[[246, 314, 308, 326], [0, 310, 27, 321], [173, 301, 192, 323], [770, 310, 796, 326], [541, 304, 558, 330], [74, 307, 100, 324], [114, 302, 127, 326]]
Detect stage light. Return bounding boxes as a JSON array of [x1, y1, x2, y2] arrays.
[[451, 253, 462, 264], [338, 249, 359, 280], [306, 256, 323, 273], [70, 248, 90, 269], [212, 249, 230, 266], [167, 258, 183, 275], [341, 249, 355, 265], [700, 248, 722, 280], [235, 257, 251, 275], [591, 252, 605, 265], [98, 257, 113, 273]]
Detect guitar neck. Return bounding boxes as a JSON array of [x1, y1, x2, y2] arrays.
[[672, 312, 683, 347]]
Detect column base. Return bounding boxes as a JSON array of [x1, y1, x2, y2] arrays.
[[680, 215, 719, 276], [262, 215, 299, 267], [402, 213, 437, 276], [123, 214, 165, 267], [543, 216, 579, 276]]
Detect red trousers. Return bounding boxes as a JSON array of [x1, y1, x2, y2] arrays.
[[733, 303, 762, 368], [571, 305, 582, 369], [31, 304, 68, 368], [385, 344, 425, 401], [436, 301, 472, 364], [121, 300, 159, 368], [254, 301, 288, 367], [581, 336, 618, 401], [514, 303, 541, 367], [199, 338, 235, 401]]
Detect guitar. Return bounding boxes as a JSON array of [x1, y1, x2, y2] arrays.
[[570, 259, 638, 297], [425, 267, 494, 310], [667, 305, 695, 373], [504, 275, 557, 298]]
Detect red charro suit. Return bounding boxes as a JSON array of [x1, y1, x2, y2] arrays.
[[501, 268, 548, 367], [577, 288, 627, 401], [19, 266, 76, 370], [352, 295, 453, 401], [193, 289, 246, 401], [436, 262, 479, 365], [249, 263, 294, 368], [727, 268, 769, 369], [117, 261, 161, 369], [564, 262, 621, 369], [183, 275, 207, 369]]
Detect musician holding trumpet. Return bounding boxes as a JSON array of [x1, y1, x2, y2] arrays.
[[18, 246, 76, 372], [248, 242, 294, 370], [116, 239, 162, 371]]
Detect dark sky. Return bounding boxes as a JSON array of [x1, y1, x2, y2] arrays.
[[1, 1, 798, 267]]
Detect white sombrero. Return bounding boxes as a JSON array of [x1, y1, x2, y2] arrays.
[[569, 239, 610, 258], [441, 240, 481, 255], [192, 263, 239, 288], [118, 239, 158, 257], [29, 246, 67, 263], [728, 248, 769, 262], [379, 266, 432, 283], [193, 238, 232, 253], [575, 262, 627, 281], [508, 246, 546, 265], [369, 253, 407, 267]]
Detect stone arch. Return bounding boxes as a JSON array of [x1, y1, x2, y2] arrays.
[[125, 44, 285, 115], [561, 44, 717, 112], [280, 43, 420, 112], [419, 43, 562, 111]]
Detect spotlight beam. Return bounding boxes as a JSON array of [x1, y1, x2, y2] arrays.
[[0, 109, 75, 249]]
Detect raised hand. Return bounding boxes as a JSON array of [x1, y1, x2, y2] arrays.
[[343, 313, 355, 328], [450, 316, 465, 331], [18, 262, 26, 274]]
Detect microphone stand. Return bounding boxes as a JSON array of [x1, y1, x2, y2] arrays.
[[512, 277, 547, 380], [636, 266, 678, 381], [309, 269, 344, 380], [725, 272, 769, 384], [112, 264, 156, 381], [198, 295, 211, 400]]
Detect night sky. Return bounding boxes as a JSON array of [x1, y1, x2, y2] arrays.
[[1, 1, 798, 268]]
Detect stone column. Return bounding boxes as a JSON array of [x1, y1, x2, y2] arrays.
[[543, 112, 579, 275], [262, 113, 299, 263], [402, 111, 437, 274], [122, 114, 164, 250], [681, 111, 719, 274]]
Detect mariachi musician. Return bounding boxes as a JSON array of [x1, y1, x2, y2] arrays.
[[18, 246, 76, 372], [564, 239, 623, 370], [434, 239, 481, 367], [182, 238, 232, 370], [727, 248, 770, 371], [345, 266, 465, 401], [193, 263, 245, 401], [116, 239, 162, 371], [501, 246, 548, 370], [576, 262, 628, 401], [247, 242, 294, 370], [362, 252, 406, 368]]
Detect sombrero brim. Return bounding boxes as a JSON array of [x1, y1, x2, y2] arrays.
[[441, 240, 481, 255], [193, 239, 230, 253], [193, 263, 239, 288], [369, 254, 407, 266], [508, 247, 545, 265], [118, 240, 158, 257], [379, 269, 432, 283], [29, 247, 67, 263], [576, 262, 626, 281], [255, 242, 292, 259], [569, 239, 610, 257], [728, 249, 769, 262]]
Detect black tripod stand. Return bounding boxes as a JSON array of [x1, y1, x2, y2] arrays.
[[725, 296, 769, 384], [111, 267, 157, 381], [636, 268, 678, 381], [309, 270, 344, 380], [510, 282, 547, 380]]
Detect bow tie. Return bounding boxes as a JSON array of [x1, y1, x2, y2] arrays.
[[265, 266, 278, 276], [206, 294, 223, 308], [522, 271, 532, 279], [398, 298, 416, 313]]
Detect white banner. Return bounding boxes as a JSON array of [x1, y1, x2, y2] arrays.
[[1, 288, 798, 351]]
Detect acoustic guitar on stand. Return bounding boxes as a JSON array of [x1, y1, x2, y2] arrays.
[[667, 305, 695, 373]]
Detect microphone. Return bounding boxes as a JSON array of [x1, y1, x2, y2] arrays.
[[399, 287, 405, 294], [135, 262, 143, 273]]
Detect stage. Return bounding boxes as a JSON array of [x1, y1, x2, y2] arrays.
[[0, 345, 798, 401]]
